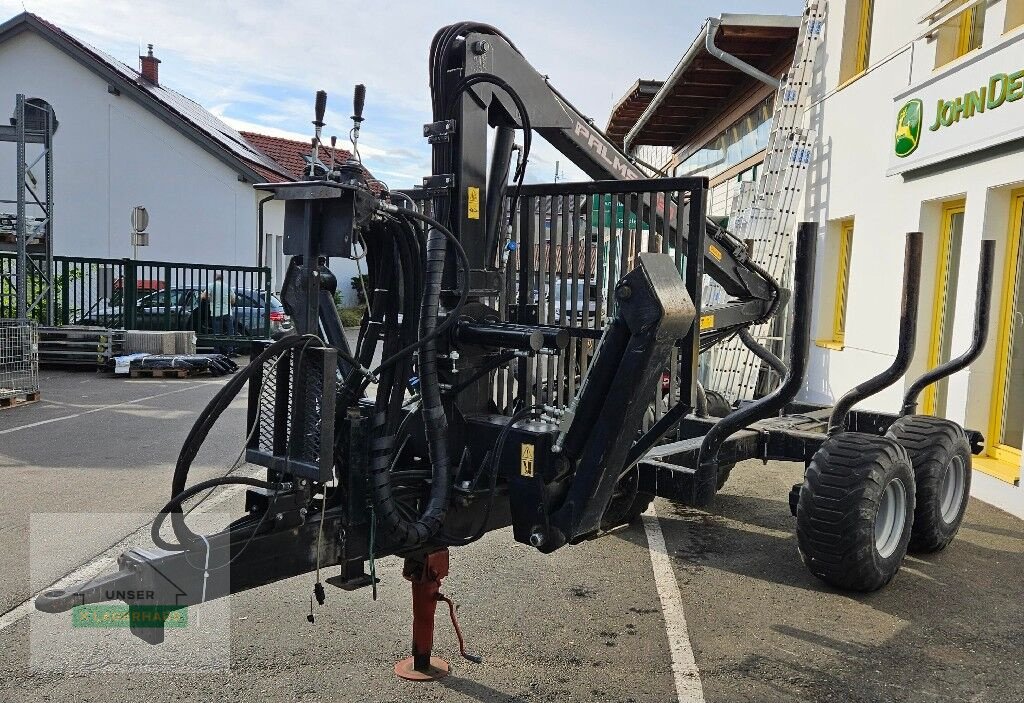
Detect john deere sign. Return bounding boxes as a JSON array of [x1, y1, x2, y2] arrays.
[[894, 99, 923, 157], [888, 31, 1024, 175]]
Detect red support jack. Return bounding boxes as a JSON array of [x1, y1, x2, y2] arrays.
[[394, 549, 452, 681]]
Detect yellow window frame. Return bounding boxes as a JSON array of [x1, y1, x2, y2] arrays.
[[923, 200, 966, 416], [988, 189, 1024, 467], [854, 0, 875, 74], [956, 7, 977, 56], [818, 220, 854, 349]]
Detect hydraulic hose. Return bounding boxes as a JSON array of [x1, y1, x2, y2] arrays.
[[368, 218, 453, 548]]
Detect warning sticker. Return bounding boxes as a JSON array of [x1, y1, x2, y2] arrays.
[[700, 315, 715, 331], [708, 244, 723, 261], [467, 186, 480, 220], [520, 443, 535, 477]]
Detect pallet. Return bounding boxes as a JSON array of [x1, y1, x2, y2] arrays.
[[129, 368, 201, 379], [0, 390, 40, 409]]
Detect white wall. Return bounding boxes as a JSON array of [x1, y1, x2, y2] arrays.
[[0, 31, 260, 265], [804, 0, 1024, 444]]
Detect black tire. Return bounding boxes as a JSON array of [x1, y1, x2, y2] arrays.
[[716, 462, 735, 491], [601, 467, 654, 529], [705, 390, 732, 418], [796, 432, 915, 592], [886, 415, 972, 553]]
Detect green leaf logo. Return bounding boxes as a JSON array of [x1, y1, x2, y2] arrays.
[[895, 99, 923, 158]]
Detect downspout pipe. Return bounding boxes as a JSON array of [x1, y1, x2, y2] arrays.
[[257, 194, 274, 268], [704, 16, 782, 91]]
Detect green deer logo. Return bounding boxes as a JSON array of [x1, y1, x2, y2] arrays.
[[895, 99, 923, 158]]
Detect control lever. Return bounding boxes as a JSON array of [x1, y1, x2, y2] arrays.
[[308, 90, 327, 177], [350, 83, 366, 163], [314, 89, 327, 130]]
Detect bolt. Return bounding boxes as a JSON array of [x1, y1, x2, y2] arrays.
[[460, 480, 472, 490], [617, 285, 632, 300], [529, 530, 546, 548], [471, 39, 491, 55]]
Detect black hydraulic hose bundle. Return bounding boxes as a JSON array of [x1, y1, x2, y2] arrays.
[[369, 220, 452, 547], [363, 207, 471, 549]]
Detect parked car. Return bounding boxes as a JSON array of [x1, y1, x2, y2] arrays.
[[532, 277, 599, 324], [75, 278, 165, 328], [78, 286, 291, 336]]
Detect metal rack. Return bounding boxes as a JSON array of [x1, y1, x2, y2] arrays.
[[0, 94, 56, 323], [0, 319, 39, 406]]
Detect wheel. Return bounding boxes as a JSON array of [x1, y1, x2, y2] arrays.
[[601, 467, 654, 529], [704, 389, 732, 417], [715, 462, 735, 491], [886, 415, 971, 553], [796, 432, 915, 592]]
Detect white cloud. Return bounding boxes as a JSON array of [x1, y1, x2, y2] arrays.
[[3, 0, 806, 186]]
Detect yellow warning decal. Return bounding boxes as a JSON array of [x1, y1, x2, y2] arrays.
[[467, 186, 480, 220], [708, 244, 723, 261], [520, 443, 535, 478], [700, 315, 715, 331]]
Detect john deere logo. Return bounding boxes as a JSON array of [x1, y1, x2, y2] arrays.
[[895, 99, 923, 158]]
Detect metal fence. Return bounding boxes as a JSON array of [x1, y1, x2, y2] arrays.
[[402, 177, 708, 424], [0, 319, 38, 402], [0, 254, 273, 348]]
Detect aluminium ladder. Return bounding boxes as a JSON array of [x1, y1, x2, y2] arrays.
[[703, 0, 825, 401]]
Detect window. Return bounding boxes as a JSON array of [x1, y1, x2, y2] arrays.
[[840, 0, 874, 82], [934, 3, 985, 68], [818, 220, 854, 349], [989, 189, 1024, 468], [923, 200, 965, 416], [1006, 0, 1024, 32], [674, 98, 772, 180]]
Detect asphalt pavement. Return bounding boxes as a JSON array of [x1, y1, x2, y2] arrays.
[[0, 368, 1021, 702]]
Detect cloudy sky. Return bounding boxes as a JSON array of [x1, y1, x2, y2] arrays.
[[2, 0, 804, 186]]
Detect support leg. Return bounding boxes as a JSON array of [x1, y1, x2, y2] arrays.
[[394, 549, 450, 681]]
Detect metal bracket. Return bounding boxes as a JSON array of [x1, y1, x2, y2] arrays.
[[421, 174, 454, 196], [423, 120, 456, 144]]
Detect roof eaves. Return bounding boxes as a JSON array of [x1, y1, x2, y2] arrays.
[[623, 13, 801, 153]]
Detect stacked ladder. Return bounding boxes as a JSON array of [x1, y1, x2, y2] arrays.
[[704, 0, 825, 401]]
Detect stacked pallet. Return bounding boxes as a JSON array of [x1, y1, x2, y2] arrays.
[[123, 330, 196, 355], [37, 326, 124, 369], [129, 354, 238, 378]]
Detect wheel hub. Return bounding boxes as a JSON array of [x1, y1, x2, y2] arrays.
[[874, 478, 907, 558], [939, 455, 966, 524]]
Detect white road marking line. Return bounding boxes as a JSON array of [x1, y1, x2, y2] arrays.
[[0, 384, 208, 435], [0, 470, 258, 633], [643, 504, 705, 703]]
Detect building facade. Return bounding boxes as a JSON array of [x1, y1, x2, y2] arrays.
[[0, 13, 362, 304], [610, 2, 1024, 492], [805, 0, 1024, 488]]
